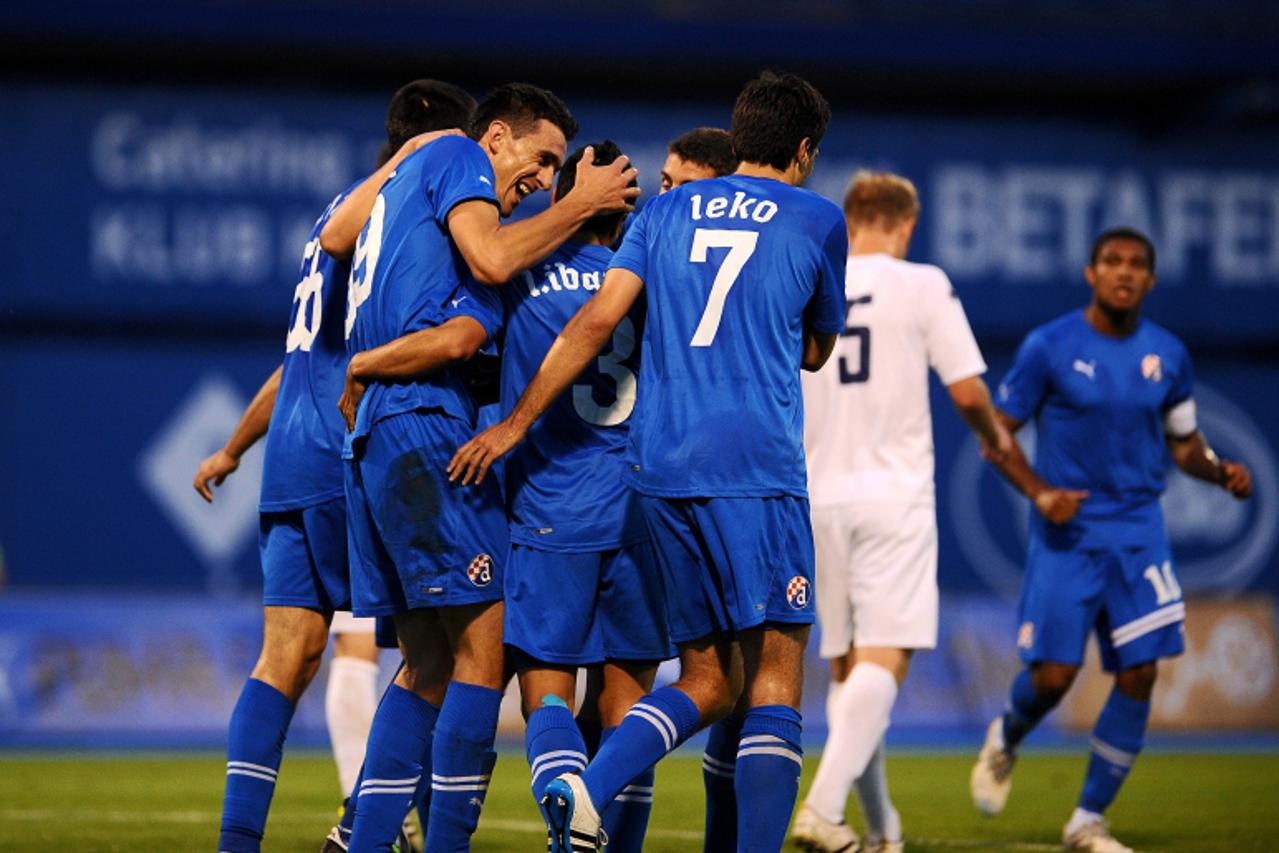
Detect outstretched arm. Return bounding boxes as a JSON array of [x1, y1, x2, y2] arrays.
[[1168, 429, 1252, 498], [193, 365, 282, 502], [339, 316, 490, 430], [982, 410, 1090, 524], [447, 147, 640, 285], [448, 268, 644, 483], [319, 129, 465, 260]]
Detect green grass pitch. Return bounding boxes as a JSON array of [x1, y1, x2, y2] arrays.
[[1, 750, 1277, 851]]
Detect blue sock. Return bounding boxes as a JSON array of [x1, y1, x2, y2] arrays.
[[1002, 668, 1060, 748], [701, 715, 742, 853], [1079, 688, 1150, 814], [349, 685, 439, 852], [576, 712, 604, 759], [218, 678, 295, 853], [425, 681, 502, 852], [581, 686, 701, 811], [599, 726, 655, 853], [735, 706, 803, 853], [414, 773, 431, 844], [526, 697, 588, 803], [336, 764, 362, 847]]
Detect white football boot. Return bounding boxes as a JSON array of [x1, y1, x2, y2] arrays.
[[1062, 815, 1134, 853], [970, 717, 1017, 816], [790, 803, 862, 852]]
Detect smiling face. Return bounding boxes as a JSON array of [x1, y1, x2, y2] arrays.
[[1086, 236, 1156, 313], [659, 153, 720, 193], [482, 118, 567, 216]]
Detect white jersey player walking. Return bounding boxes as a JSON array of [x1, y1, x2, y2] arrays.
[[792, 172, 1010, 853]]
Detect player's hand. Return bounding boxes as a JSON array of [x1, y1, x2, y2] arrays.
[[1032, 487, 1089, 525], [193, 449, 240, 503], [338, 362, 367, 432], [569, 146, 640, 214], [405, 128, 466, 153], [447, 420, 526, 486], [1219, 460, 1252, 499]]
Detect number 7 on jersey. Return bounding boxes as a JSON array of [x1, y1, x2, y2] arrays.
[[688, 229, 758, 346]]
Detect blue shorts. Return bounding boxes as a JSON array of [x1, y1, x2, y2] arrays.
[[346, 409, 509, 617], [504, 541, 674, 666], [641, 495, 815, 644], [259, 497, 350, 611], [1018, 536, 1185, 673]]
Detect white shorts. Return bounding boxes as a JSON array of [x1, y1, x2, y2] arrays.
[[330, 610, 377, 635], [811, 502, 938, 658]]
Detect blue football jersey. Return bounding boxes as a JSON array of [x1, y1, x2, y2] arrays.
[[609, 175, 847, 498], [998, 310, 1194, 545], [344, 135, 503, 452], [259, 185, 359, 512], [500, 242, 646, 551]]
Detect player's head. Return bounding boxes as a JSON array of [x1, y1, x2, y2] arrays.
[[1085, 226, 1157, 313], [843, 170, 920, 258], [554, 140, 635, 245], [384, 79, 477, 151], [661, 127, 737, 193], [470, 83, 579, 216], [730, 71, 829, 185]]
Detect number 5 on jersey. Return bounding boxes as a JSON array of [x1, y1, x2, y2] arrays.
[[688, 229, 758, 347]]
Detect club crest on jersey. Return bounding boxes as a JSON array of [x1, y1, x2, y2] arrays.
[[785, 576, 811, 610], [466, 553, 494, 587], [1141, 354, 1163, 382], [1018, 621, 1035, 649]]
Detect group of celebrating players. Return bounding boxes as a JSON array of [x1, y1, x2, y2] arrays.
[[193, 70, 1253, 853]]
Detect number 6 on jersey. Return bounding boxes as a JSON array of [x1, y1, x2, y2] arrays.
[[689, 228, 758, 346]]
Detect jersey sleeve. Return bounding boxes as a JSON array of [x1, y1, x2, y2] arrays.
[[443, 276, 505, 346], [1163, 337, 1195, 409], [997, 330, 1051, 423], [805, 208, 849, 335], [426, 137, 500, 226], [920, 268, 987, 384], [609, 201, 653, 282]]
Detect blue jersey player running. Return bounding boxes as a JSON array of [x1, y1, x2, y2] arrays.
[[498, 140, 672, 853], [334, 83, 639, 853], [451, 72, 848, 853], [970, 228, 1253, 853], [191, 81, 475, 853]]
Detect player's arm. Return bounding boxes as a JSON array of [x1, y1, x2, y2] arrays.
[[319, 129, 465, 260], [1164, 404, 1252, 498], [447, 148, 639, 285], [801, 327, 838, 372], [983, 410, 1090, 525], [947, 375, 1012, 458], [339, 316, 490, 430], [448, 268, 644, 483], [193, 365, 282, 503]]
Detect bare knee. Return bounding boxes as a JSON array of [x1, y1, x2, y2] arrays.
[[1031, 662, 1079, 704], [673, 637, 735, 723], [251, 607, 330, 701], [741, 624, 810, 710], [333, 631, 380, 662], [1115, 661, 1157, 701]]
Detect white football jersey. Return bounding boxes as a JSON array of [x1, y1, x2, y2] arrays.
[[803, 253, 987, 508]]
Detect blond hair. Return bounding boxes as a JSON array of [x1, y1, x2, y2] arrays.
[[843, 170, 919, 228]]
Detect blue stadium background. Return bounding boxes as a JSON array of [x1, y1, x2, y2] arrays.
[[0, 0, 1276, 747]]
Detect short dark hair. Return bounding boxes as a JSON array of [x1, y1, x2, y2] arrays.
[[469, 83, 578, 143], [556, 140, 633, 241], [1090, 226, 1156, 272], [731, 71, 830, 171], [385, 80, 477, 151], [669, 127, 737, 177]]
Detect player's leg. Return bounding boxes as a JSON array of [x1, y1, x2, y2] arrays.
[[520, 663, 586, 803], [702, 646, 746, 853], [327, 616, 381, 798], [577, 667, 605, 757], [853, 741, 902, 853], [349, 609, 452, 851], [220, 604, 330, 853], [595, 659, 660, 853], [973, 540, 1101, 816], [425, 600, 507, 851]]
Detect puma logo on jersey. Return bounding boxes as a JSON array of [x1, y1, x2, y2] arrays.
[[689, 191, 778, 223], [479, 176, 492, 185], [1073, 359, 1096, 380], [451, 296, 468, 308]]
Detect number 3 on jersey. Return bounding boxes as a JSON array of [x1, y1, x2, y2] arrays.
[[574, 316, 637, 426], [345, 194, 386, 339], [688, 229, 758, 346]]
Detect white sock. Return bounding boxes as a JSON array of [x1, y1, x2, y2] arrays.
[[325, 655, 380, 796], [804, 662, 898, 825], [854, 740, 902, 843], [1066, 807, 1105, 834]]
